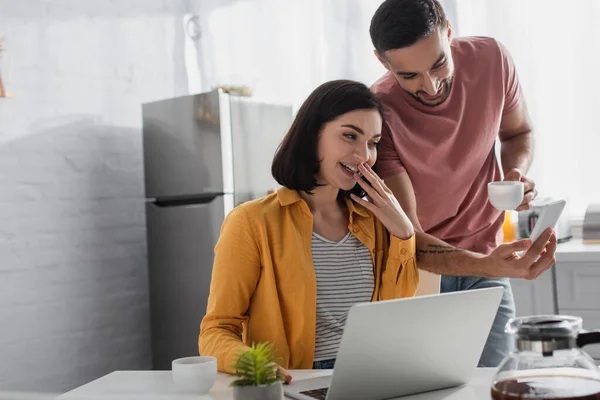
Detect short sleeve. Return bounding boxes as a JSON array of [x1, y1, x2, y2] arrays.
[[497, 40, 523, 115], [374, 117, 406, 178]]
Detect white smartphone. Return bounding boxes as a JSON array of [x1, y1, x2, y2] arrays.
[[528, 199, 567, 243]]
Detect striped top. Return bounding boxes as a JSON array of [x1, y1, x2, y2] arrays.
[[312, 231, 375, 361]]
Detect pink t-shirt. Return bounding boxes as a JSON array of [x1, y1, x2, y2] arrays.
[[372, 37, 523, 255]]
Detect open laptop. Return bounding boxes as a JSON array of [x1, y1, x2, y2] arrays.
[[284, 287, 503, 400]]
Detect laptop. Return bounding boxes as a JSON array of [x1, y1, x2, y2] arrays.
[[284, 287, 503, 400]]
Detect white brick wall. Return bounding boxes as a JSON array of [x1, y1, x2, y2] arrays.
[[0, 0, 190, 393]]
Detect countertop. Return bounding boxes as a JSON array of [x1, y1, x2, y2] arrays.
[[56, 369, 498, 400], [556, 238, 600, 263]]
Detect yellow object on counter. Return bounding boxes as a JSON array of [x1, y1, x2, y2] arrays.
[[502, 211, 517, 242]]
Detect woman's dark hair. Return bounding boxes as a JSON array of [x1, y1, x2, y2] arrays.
[[370, 0, 447, 54], [271, 79, 384, 194]]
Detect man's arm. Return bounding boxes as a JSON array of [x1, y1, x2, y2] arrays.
[[497, 38, 538, 210], [384, 172, 556, 279], [386, 173, 490, 276], [499, 101, 538, 211], [499, 101, 533, 175], [389, 174, 443, 295]]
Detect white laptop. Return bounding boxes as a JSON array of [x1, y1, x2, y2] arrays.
[[284, 287, 503, 400]]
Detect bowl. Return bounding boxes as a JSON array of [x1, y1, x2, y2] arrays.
[[172, 356, 217, 394]]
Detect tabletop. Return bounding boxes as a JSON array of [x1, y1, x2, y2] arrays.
[[56, 368, 497, 400]]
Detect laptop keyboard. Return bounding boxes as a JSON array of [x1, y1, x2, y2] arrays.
[[299, 387, 328, 399]]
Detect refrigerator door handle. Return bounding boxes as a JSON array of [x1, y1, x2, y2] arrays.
[[152, 194, 223, 208]]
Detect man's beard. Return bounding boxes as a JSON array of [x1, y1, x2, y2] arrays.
[[407, 77, 453, 107]]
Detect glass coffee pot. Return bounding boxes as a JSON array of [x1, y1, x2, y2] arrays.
[[492, 315, 600, 399]]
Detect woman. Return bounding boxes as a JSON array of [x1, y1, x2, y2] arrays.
[[199, 80, 419, 380]]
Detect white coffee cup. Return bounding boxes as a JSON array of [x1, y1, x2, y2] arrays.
[[488, 181, 524, 211], [172, 356, 217, 394]]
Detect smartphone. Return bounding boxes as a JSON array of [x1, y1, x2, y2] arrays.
[[349, 174, 373, 198], [516, 199, 565, 259], [528, 199, 567, 243]]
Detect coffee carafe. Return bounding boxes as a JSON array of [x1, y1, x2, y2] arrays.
[[492, 315, 600, 400]]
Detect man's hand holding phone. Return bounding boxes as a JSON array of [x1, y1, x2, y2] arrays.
[[485, 228, 557, 280]]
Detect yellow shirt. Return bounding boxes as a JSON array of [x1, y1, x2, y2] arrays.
[[199, 187, 418, 373]]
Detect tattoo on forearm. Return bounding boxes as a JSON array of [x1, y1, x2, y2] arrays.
[[416, 244, 466, 255]]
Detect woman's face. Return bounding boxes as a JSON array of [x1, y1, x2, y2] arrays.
[[316, 109, 383, 191]]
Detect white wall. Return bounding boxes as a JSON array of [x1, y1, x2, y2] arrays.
[[0, 0, 190, 393], [454, 0, 600, 216]]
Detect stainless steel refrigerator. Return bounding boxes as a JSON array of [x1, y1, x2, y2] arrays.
[[142, 90, 293, 370]]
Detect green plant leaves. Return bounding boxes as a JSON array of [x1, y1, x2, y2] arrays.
[[230, 342, 286, 387]]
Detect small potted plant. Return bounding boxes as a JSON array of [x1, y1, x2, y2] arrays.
[[230, 342, 285, 400]]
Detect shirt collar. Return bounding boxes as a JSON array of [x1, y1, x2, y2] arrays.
[[276, 187, 369, 219]]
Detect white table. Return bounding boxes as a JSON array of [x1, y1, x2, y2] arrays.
[[57, 368, 497, 400]]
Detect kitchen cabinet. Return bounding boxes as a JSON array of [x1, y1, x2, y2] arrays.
[[555, 240, 600, 363], [555, 262, 600, 310], [511, 268, 555, 317], [511, 239, 600, 364]]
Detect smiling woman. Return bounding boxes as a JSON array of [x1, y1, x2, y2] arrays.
[[317, 114, 382, 196], [199, 79, 421, 378]]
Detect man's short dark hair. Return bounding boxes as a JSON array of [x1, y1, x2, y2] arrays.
[[272, 80, 384, 193], [370, 0, 447, 54]]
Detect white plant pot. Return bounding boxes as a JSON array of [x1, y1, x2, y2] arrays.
[[233, 382, 283, 400]]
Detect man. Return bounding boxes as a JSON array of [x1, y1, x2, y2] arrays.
[[369, 0, 557, 367]]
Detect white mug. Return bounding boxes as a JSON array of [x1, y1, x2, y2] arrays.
[[172, 356, 217, 394], [488, 181, 524, 211]]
